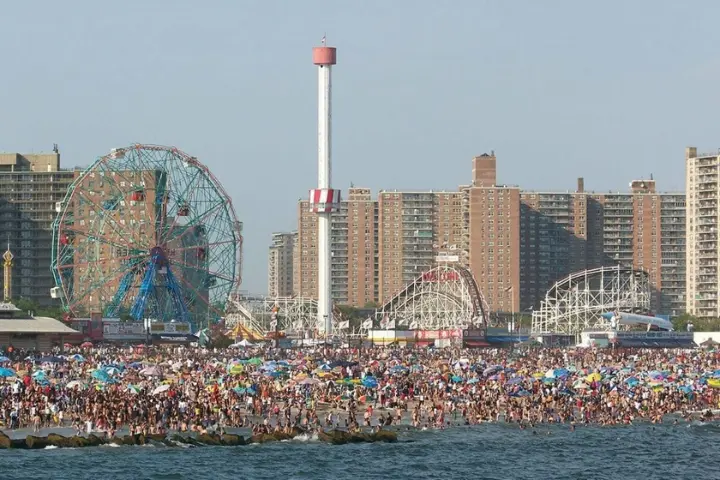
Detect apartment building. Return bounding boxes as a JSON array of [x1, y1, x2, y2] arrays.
[[686, 146, 718, 318], [293, 187, 377, 307], [267, 232, 296, 297], [285, 151, 686, 315], [467, 153, 521, 313], [377, 190, 465, 303], [468, 153, 685, 314], [0, 150, 76, 306]]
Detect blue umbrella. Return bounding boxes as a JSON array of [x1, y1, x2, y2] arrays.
[[70, 354, 85, 362], [511, 390, 531, 397], [91, 370, 110, 381], [0, 356, 10, 363], [0, 367, 15, 377], [38, 356, 66, 364], [362, 377, 378, 388]]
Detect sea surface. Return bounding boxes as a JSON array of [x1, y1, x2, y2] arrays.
[[0, 422, 718, 480]]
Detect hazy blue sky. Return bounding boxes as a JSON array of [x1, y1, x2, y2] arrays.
[[2, 0, 720, 293]]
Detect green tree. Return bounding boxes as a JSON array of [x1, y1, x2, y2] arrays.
[[672, 313, 696, 332]]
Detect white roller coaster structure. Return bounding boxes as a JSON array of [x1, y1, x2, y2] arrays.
[[224, 294, 354, 339], [374, 264, 489, 330], [530, 265, 651, 336]]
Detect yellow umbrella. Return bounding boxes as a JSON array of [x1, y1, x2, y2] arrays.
[[229, 365, 244, 375], [586, 372, 602, 383], [708, 378, 720, 388]]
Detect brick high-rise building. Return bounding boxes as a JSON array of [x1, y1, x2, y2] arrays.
[[467, 153, 521, 314], [0, 150, 76, 306], [286, 151, 686, 315], [293, 187, 377, 307], [267, 232, 296, 297], [377, 190, 465, 302], [468, 153, 685, 315]]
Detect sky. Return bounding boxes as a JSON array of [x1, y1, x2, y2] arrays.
[[2, 0, 720, 293]]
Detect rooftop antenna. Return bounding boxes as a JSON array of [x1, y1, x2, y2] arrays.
[[53, 143, 59, 153]]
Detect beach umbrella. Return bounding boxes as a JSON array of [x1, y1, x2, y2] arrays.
[[0, 356, 10, 363], [152, 384, 171, 395], [625, 377, 639, 387], [0, 367, 15, 377], [708, 378, 720, 389], [511, 390, 531, 397], [362, 377, 378, 388], [140, 366, 160, 376], [91, 370, 110, 381], [127, 385, 142, 394], [39, 356, 66, 364], [66, 380, 87, 389]]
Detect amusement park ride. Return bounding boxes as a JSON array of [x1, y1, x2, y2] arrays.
[[225, 264, 491, 341], [50, 144, 243, 330]]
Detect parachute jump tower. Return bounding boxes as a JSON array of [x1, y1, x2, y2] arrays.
[[309, 38, 340, 337]]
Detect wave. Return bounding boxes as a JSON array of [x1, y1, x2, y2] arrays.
[[291, 433, 319, 442]]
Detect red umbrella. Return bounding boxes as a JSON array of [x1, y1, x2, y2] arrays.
[[81, 342, 93, 348]]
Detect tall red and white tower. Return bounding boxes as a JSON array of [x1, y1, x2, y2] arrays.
[[309, 38, 339, 337]]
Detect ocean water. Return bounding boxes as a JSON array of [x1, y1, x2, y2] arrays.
[[0, 422, 718, 480]]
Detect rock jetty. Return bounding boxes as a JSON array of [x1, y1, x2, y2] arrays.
[[0, 429, 397, 449]]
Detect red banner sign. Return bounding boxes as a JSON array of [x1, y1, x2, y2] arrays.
[[422, 271, 460, 282]]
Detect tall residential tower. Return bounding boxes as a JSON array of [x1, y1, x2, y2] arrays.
[[0, 150, 76, 306]]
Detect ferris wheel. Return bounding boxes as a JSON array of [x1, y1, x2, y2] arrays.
[[50, 144, 243, 329]]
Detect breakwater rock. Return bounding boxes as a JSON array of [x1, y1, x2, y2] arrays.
[[0, 429, 397, 449]]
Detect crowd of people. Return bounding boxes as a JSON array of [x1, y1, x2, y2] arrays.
[[0, 343, 718, 437]]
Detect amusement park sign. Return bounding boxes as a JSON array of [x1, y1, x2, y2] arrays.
[[421, 271, 460, 282], [415, 329, 462, 340]]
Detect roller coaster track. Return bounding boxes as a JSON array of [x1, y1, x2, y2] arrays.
[[375, 264, 489, 330]]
